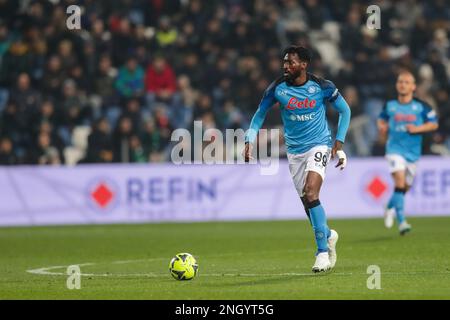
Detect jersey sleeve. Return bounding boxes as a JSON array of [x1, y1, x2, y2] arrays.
[[244, 80, 278, 144], [421, 103, 438, 123], [379, 102, 389, 121], [321, 79, 340, 103], [331, 94, 351, 143]]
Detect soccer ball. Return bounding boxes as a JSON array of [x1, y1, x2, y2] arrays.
[[169, 253, 199, 280]]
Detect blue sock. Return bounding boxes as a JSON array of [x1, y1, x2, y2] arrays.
[[387, 192, 396, 209], [393, 189, 406, 224], [308, 200, 331, 255]]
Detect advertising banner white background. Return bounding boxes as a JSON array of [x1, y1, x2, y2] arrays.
[[0, 157, 449, 226]]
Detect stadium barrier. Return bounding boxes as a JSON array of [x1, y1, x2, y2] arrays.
[[0, 157, 449, 226]]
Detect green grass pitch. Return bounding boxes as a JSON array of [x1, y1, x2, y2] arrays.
[[0, 217, 449, 299]]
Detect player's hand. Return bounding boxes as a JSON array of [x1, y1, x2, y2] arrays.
[[243, 142, 254, 162], [377, 120, 389, 135], [331, 141, 347, 170], [406, 124, 419, 134]]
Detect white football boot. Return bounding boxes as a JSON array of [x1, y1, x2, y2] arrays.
[[327, 229, 339, 269], [312, 252, 331, 273], [384, 207, 395, 229], [399, 221, 412, 235]]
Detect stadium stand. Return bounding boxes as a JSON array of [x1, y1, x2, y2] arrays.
[[0, 0, 449, 165]]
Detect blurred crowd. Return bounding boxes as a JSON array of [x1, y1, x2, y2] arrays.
[[0, 0, 449, 165]]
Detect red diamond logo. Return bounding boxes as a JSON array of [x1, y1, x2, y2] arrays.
[[91, 183, 114, 208], [366, 176, 388, 199]]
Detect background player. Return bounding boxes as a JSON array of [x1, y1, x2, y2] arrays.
[[243, 46, 351, 273], [377, 71, 439, 235]]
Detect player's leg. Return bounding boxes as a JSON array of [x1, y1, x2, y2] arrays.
[[385, 155, 406, 229], [304, 171, 336, 272], [397, 162, 417, 235], [288, 147, 336, 272], [387, 166, 414, 235], [390, 170, 407, 223], [287, 153, 311, 223], [391, 170, 412, 235], [304, 171, 330, 253], [303, 146, 337, 272], [300, 196, 312, 224]]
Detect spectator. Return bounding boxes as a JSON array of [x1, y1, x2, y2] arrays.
[[30, 99, 58, 134], [57, 40, 78, 71], [123, 97, 145, 129], [155, 16, 178, 49], [141, 117, 171, 162], [145, 56, 178, 108], [60, 79, 87, 128], [94, 55, 118, 106], [115, 56, 145, 100], [111, 17, 134, 66], [27, 131, 61, 165], [175, 75, 196, 129], [8, 73, 41, 136], [112, 116, 135, 162], [84, 117, 114, 163], [0, 1, 449, 164], [0, 137, 17, 165], [0, 101, 24, 143], [0, 39, 33, 85], [41, 55, 66, 98], [0, 22, 11, 68], [129, 135, 146, 163], [217, 99, 246, 130]]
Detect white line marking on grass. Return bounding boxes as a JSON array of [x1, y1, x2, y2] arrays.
[[27, 257, 356, 278], [27, 262, 450, 279], [27, 251, 450, 279], [26, 263, 354, 278], [26, 249, 313, 277], [27, 263, 95, 276]]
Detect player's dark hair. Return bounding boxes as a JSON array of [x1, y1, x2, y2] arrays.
[[283, 45, 312, 63]]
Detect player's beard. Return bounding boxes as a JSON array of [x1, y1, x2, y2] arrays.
[[284, 70, 301, 83]]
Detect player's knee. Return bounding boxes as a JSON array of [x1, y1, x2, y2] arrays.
[[395, 183, 407, 190], [393, 177, 407, 189], [303, 184, 319, 203]]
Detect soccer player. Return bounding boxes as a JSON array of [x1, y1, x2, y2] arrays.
[[377, 71, 438, 235], [243, 46, 351, 273]]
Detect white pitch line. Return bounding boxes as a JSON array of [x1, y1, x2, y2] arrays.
[[26, 259, 356, 278], [26, 265, 354, 278], [27, 263, 95, 276], [25, 249, 311, 277], [27, 255, 450, 278]]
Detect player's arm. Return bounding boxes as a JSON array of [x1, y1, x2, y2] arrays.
[[377, 119, 389, 135], [321, 80, 351, 170], [377, 103, 389, 140], [406, 104, 439, 134], [407, 122, 438, 134], [243, 82, 277, 162], [330, 94, 351, 170]]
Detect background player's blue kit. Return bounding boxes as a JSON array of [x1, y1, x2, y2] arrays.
[[379, 98, 438, 231], [380, 98, 438, 163]]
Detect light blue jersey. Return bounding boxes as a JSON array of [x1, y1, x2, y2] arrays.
[[379, 98, 438, 163], [245, 73, 351, 154]]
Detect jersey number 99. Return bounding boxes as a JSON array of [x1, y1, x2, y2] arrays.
[[314, 152, 328, 167]]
